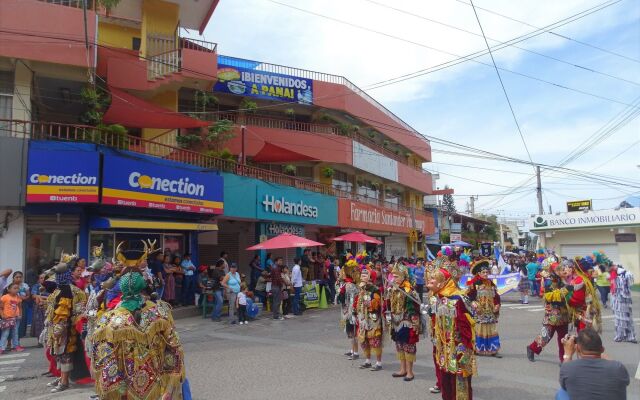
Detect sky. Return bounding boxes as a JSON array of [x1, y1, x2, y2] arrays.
[[198, 0, 640, 221]]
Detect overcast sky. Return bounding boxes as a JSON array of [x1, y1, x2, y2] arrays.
[[200, 0, 640, 220]]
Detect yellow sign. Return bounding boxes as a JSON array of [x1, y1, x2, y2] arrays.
[[567, 200, 592, 212], [409, 229, 418, 241]]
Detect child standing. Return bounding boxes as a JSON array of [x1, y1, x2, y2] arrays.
[[237, 283, 248, 325], [0, 283, 24, 354], [518, 264, 530, 304]]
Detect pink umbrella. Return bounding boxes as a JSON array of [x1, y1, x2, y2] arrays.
[[331, 231, 382, 245], [246, 233, 325, 250]]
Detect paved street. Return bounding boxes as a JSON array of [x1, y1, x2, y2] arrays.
[[2, 293, 639, 400]]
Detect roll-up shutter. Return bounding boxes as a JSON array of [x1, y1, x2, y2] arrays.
[[560, 244, 620, 264], [26, 215, 79, 233], [385, 235, 408, 259]]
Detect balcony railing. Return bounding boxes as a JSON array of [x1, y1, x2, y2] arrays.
[[181, 37, 217, 53], [38, 0, 95, 9], [219, 55, 426, 142], [146, 33, 218, 80], [2, 119, 430, 217]]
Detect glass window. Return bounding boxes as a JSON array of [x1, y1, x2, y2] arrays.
[[163, 234, 184, 257], [114, 233, 162, 264], [89, 232, 115, 261], [0, 70, 13, 134], [26, 232, 77, 282]]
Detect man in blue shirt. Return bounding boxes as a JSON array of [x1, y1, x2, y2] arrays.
[[526, 258, 540, 297], [414, 259, 426, 302], [181, 253, 197, 305]]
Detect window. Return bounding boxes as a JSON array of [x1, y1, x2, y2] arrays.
[[332, 170, 353, 192], [0, 70, 14, 134], [296, 166, 313, 180], [132, 37, 141, 51]]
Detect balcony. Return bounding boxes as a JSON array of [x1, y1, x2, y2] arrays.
[[1, 118, 432, 221], [0, 0, 97, 67], [219, 55, 432, 161]]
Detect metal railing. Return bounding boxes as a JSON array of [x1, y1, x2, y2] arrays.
[[218, 55, 426, 141], [181, 37, 217, 53], [1, 119, 430, 218], [38, 0, 95, 9]]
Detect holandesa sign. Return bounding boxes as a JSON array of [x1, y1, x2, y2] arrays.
[[529, 208, 640, 231]]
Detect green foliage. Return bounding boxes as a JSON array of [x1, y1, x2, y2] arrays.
[[206, 148, 236, 161], [283, 164, 296, 176], [176, 134, 202, 149], [440, 232, 450, 244], [80, 87, 110, 126], [322, 167, 335, 178], [97, 0, 123, 11], [367, 129, 376, 139], [205, 119, 235, 151], [442, 185, 456, 214], [284, 108, 295, 117], [194, 90, 218, 112], [240, 98, 258, 113], [383, 140, 389, 148]]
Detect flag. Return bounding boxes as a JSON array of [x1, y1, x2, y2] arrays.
[[427, 247, 436, 261]]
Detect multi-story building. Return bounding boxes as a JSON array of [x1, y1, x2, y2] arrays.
[[0, 0, 444, 280]]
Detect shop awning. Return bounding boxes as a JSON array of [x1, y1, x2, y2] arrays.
[[252, 142, 317, 163], [103, 87, 210, 129], [90, 218, 218, 231]]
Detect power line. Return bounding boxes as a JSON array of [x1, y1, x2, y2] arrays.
[[454, 0, 640, 64], [364, 0, 640, 87]]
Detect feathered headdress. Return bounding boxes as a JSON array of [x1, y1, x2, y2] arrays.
[[458, 249, 472, 268]]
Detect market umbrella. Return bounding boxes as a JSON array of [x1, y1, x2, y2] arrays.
[[331, 231, 383, 245], [450, 240, 472, 247], [246, 233, 324, 250]]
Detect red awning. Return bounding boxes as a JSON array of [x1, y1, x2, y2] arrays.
[[252, 142, 317, 163], [103, 87, 209, 129]]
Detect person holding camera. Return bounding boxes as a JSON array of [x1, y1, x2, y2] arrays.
[[557, 328, 629, 400]]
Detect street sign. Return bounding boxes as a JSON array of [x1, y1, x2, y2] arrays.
[[566, 200, 592, 212], [450, 233, 462, 242], [409, 229, 418, 241]]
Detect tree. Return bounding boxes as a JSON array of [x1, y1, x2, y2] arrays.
[[442, 185, 456, 214]]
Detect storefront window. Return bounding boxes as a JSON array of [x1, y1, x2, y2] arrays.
[[89, 232, 115, 260], [163, 234, 185, 257], [114, 233, 162, 263], [26, 232, 77, 281]]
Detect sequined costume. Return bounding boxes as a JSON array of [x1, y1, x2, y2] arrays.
[[386, 263, 420, 363], [527, 267, 569, 362], [562, 258, 602, 333], [44, 267, 89, 382], [430, 268, 476, 400], [466, 261, 501, 356], [338, 256, 360, 340], [90, 270, 185, 400], [612, 267, 636, 342], [354, 272, 383, 359]]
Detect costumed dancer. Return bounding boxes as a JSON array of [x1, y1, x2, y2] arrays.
[[386, 262, 420, 382], [425, 256, 443, 395], [354, 267, 383, 371], [90, 239, 186, 399], [526, 262, 570, 363], [612, 265, 636, 343], [338, 253, 360, 360], [43, 253, 89, 393], [559, 258, 602, 333], [426, 263, 476, 400], [466, 259, 502, 357]]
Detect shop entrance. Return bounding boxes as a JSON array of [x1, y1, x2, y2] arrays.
[[89, 231, 185, 261]]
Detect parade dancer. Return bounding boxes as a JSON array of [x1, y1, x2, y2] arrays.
[[386, 263, 420, 382], [527, 264, 570, 362], [354, 267, 383, 371], [560, 258, 602, 333], [427, 265, 476, 400], [43, 253, 89, 393], [338, 254, 360, 360], [612, 266, 637, 343], [425, 259, 442, 395], [466, 260, 502, 357], [90, 240, 186, 399]]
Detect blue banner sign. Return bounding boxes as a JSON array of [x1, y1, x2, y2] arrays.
[[458, 273, 521, 295], [214, 63, 313, 104], [26, 146, 100, 203], [101, 154, 224, 214]]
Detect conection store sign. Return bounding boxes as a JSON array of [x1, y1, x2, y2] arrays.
[[338, 199, 434, 234]]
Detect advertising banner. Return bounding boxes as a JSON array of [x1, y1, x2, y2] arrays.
[[26, 147, 99, 203], [256, 185, 337, 225], [338, 199, 434, 234], [101, 154, 223, 214], [530, 208, 640, 231], [261, 222, 305, 237], [302, 282, 320, 308], [458, 273, 521, 295], [566, 200, 592, 212], [214, 63, 313, 104]]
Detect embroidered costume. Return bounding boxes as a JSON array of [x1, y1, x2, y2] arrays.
[[612, 267, 636, 342], [338, 255, 360, 343], [527, 264, 570, 362], [386, 263, 420, 363], [466, 260, 501, 356], [354, 269, 383, 366], [430, 267, 476, 400], [561, 258, 602, 333]]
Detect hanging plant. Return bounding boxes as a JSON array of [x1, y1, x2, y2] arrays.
[[367, 130, 376, 139], [322, 167, 335, 178], [240, 98, 258, 114], [383, 140, 389, 148], [284, 108, 295, 117], [394, 149, 401, 155], [283, 164, 296, 176], [405, 151, 412, 158]]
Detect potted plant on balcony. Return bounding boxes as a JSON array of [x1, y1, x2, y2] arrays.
[[80, 86, 129, 148], [240, 98, 258, 114], [383, 140, 389, 148], [97, 0, 122, 12], [322, 167, 335, 178], [284, 108, 296, 121], [284, 164, 297, 176]]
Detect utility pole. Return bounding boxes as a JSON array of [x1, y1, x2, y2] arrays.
[[469, 195, 478, 216], [240, 125, 246, 164], [536, 165, 544, 215]]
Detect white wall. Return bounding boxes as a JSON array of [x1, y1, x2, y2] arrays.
[[0, 211, 25, 273], [352, 141, 398, 182]]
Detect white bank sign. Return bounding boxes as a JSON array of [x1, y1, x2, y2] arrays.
[[530, 208, 640, 231]]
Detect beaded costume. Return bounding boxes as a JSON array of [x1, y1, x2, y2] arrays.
[[386, 263, 420, 363], [466, 260, 501, 356], [354, 269, 383, 359]]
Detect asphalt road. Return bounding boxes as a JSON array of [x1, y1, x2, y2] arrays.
[[2, 292, 639, 400]]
